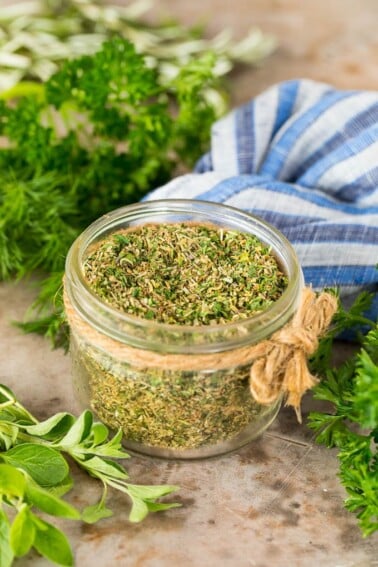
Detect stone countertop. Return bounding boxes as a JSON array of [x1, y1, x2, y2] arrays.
[[1, 282, 377, 566], [1, 1, 378, 565], [147, 0, 378, 104]]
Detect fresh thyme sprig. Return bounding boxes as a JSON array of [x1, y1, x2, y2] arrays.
[[0, 384, 179, 566], [308, 292, 378, 537]]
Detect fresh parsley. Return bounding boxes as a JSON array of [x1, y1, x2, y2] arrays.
[[0, 37, 221, 347], [0, 384, 179, 567], [308, 292, 378, 537]]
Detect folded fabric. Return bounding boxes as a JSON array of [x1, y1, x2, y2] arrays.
[[146, 79, 378, 319]]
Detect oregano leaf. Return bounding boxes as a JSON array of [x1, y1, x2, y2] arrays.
[[32, 517, 74, 567], [0, 508, 14, 567], [128, 496, 149, 523], [10, 506, 35, 557], [82, 502, 113, 524], [25, 413, 75, 439], [126, 484, 180, 501], [25, 481, 80, 519], [0, 464, 26, 498], [2, 444, 68, 487], [59, 411, 93, 448]]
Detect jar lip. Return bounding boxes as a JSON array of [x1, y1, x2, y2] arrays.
[[65, 199, 303, 348]]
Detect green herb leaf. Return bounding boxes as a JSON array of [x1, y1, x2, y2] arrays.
[[0, 386, 35, 426], [25, 413, 75, 439], [0, 0, 274, 96], [25, 481, 80, 519], [32, 516, 74, 567], [126, 484, 180, 501], [0, 423, 18, 451], [0, 508, 14, 567], [86, 429, 129, 459], [145, 501, 182, 513], [309, 291, 378, 537], [48, 474, 74, 498], [128, 496, 149, 523], [82, 502, 113, 524], [90, 423, 109, 446], [126, 484, 181, 522], [0, 386, 16, 405], [353, 348, 378, 429], [10, 505, 35, 557], [2, 444, 68, 487], [0, 383, 180, 565], [58, 411, 93, 448], [80, 456, 129, 481], [0, 464, 26, 498]]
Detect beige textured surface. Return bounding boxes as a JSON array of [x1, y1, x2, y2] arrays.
[[1, 282, 378, 566], [1, 1, 378, 565], [147, 0, 378, 105]]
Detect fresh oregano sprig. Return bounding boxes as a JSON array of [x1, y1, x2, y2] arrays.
[[0, 384, 179, 566]]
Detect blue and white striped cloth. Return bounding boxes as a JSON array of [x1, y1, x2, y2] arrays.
[[147, 79, 378, 319]]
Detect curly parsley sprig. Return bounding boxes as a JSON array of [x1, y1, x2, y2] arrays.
[[0, 37, 223, 347], [0, 385, 179, 566], [308, 292, 378, 537]]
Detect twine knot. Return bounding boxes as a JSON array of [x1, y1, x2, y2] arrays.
[[249, 288, 338, 422]]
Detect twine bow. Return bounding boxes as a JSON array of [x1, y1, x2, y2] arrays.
[[249, 287, 338, 422]]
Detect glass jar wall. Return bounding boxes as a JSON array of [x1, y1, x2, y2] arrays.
[[64, 200, 303, 459]]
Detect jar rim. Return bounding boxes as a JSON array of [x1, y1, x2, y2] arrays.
[[65, 199, 303, 352]]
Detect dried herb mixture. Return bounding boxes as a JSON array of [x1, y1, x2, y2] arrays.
[[83, 223, 287, 325], [74, 345, 273, 450], [73, 223, 287, 452]]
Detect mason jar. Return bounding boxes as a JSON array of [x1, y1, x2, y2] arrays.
[[64, 200, 304, 459]]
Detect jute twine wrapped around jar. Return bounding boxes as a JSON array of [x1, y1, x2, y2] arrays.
[[64, 286, 337, 421]]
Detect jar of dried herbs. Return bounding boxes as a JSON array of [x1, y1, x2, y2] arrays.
[[64, 200, 304, 459]]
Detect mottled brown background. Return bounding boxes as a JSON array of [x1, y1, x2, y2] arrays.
[[147, 0, 378, 104]]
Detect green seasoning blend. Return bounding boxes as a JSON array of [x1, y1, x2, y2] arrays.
[[65, 201, 303, 459], [84, 224, 287, 325]]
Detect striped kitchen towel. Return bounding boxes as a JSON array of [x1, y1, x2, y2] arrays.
[[147, 79, 378, 319]]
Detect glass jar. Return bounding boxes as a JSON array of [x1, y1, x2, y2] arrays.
[[64, 200, 303, 459]]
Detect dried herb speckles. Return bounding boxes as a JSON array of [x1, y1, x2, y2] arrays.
[[83, 223, 287, 325], [77, 222, 287, 452], [74, 340, 270, 450]]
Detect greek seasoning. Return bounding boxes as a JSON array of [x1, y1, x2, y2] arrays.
[[64, 200, 304, 459]]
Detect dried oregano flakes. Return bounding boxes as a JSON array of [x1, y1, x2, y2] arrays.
[[83, 223, 288, 325]]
